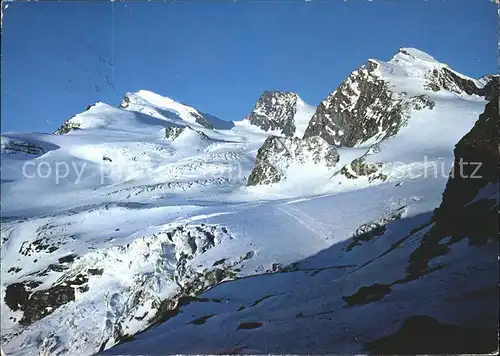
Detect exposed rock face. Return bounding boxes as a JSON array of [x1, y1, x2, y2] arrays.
[[4, 274, 88, 325], [280, 119, 296, 137], [247, 136, 339, 186], [407, 96, 499, 280], [54, 120, 81, 135], [339, 154, 387, 183], [343, 99, 499, 353], [247, 91, 299, 135], [303, 48, 497, 148], [0, 138, 45, 155], [119, 95, 130, 109], [120, 92, 215, 130], [430, 95, 499, 240], [303, 60, 410, 147], [174, 126, 211, 144], [190, 112, 214, 130], [410, 94, 435, 111], [164, 125, 186, 141], [2, 223, 240, 353], [478, 75, 499, 101], [198, 111, 235, 130], [345, 206, 407, 251], [425, 69, 499, 100], [54, 104, 98, 135], [101, 224, 253, 348]]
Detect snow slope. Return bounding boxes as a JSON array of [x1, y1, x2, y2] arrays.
[[105, 95, 500, 355], [293, 97, 316, 138], [1, 48, 497, 355]]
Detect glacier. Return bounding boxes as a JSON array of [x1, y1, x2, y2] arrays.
[[1, 48, 498, 355]]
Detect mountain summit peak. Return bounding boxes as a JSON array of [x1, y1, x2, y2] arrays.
[[246, 90, 315, 138], [390, 47, 440, 64]]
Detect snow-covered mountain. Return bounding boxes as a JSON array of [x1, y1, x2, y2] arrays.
[[303, 47, 498, 147], [105, 95, 499, 355], [245, 91, 316, 138], [246, 48, 497, 189], [1, 48, 497, 355]]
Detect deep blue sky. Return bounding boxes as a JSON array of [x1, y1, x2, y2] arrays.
[[2, 0, 497, 133]]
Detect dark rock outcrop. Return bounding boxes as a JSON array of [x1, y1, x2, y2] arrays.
[[410, 94, 435, 110], [425, 69, 499, 100], [163, 125, 211, 144], [198, 111, 235, 130], [54, 103, 98, 135], [478, 75, 499, 101], [303, 48, 497, 148], [365, 315, 498, 354], [407, 96, 499, 279], [191, 112, 214, 130], [339, 156, 387, 182], [247, 135, 339, 186], [342, 283, 392, 306], [237, 322, 263, 330], [345, 206, 407, 251], [303, 60, 410, 147], [430, 96, 498, 240], [119, 95, 131, 109], [54, 120, 81, 135], [164, 125, 186, 141], [434, 95, 498, 222], [0, 139, 46, 155], [4, 274, 89, 325], [247, 91, 299, 135]]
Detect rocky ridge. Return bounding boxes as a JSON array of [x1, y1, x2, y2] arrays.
[[407, 96, 499, 280], [247, 135, 339, 186], [246, 91, 298, 133], [246, 91, 315, 138], [303, 48, 497, 147], [120, 92, 216, 130]]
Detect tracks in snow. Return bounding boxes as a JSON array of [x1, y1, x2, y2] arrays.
[[277, 204, 332, 245]]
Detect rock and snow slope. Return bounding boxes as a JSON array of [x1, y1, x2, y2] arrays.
[[105, 95, 500, 356], [245, 91, 315, 138], [303, 47, 497, 147], [1, 48, 497, 355], [247, 135, 339, 186]]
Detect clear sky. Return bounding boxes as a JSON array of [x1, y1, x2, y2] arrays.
[[1, 0, 497, 133]]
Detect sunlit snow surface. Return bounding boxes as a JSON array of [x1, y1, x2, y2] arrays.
[[0, 55, 493, 355]]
